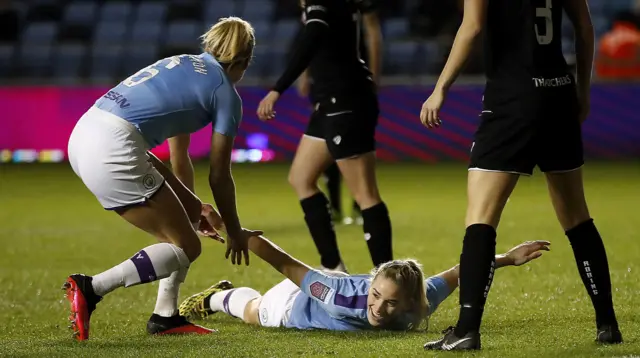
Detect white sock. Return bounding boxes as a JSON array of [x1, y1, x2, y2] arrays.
[[153, 265, 189, 317], [91, 243, 191, 297], [209, 287, 260, 319]]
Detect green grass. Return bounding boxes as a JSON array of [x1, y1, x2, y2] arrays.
[[1, 162, 639, 358]]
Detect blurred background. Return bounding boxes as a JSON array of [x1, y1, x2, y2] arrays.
[[0, 0, 639, 163]]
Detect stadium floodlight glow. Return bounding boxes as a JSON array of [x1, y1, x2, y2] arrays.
[[247, 149, 263, 162], [0, 149, 66, 163], [0, 148, 276, 164], [246, 133, 269, 150], [39, 149, 65, 163], [12, 149, 38, 163], [229, 149, 275, 163], [0, 150, 11, 163]]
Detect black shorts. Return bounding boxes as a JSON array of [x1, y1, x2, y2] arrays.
[[305, 93, 379, 160], [469, 82, 584, 176]]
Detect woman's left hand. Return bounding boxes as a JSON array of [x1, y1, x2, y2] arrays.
[[505, 240, 551, 266], [198, 203, 225, 243]]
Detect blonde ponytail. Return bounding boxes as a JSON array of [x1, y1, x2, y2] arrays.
[[201, 17, 255, 69]]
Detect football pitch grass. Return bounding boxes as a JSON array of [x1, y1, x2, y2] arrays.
[[1, 162, 639, 357]]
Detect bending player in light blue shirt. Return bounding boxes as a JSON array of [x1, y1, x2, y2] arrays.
[[179, 236, 550, 331], [64, 17, 262, 341]]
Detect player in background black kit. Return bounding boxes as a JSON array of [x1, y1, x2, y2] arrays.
[[257, 0, 391, 272], [324, 162, 362, 224], [292, 3, 382, 226], [420, 0, 622, 351]]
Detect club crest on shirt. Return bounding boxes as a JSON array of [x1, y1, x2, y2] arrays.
[[260, 308, 269, 324], [310, 281, 334, 303], [142, 174, 157, 189]]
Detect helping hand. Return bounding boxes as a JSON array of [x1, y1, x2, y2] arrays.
[[226, 228, 263, 266], [197, 203, 225, 243], [504, 240, 551, 266]]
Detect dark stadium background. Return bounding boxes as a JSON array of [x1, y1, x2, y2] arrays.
[[1, 0, 638, 162]]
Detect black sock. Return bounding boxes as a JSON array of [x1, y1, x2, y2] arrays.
[[455, 224, 497, 337], [324, 163, 341, 216], [301, 193, 341, 269], [566, 219, 617, 328], [352, 200, 361, 216], [361, 202, 392, 267]]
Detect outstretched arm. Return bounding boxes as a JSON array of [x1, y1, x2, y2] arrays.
[[248, 235, 312, 286], [437, 240, 551, 290], [426, 241, 551, 312], [209, 83, 263, 265], [247, 235, 362, 319]]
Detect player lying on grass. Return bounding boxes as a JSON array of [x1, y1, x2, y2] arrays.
[[179, 237, 550, 331], [62, 17, 261, 341]]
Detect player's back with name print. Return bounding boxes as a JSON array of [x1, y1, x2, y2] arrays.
[[94, 54, 224, 145], [485, 0, 568, 81], [101, 54, 219, 116]]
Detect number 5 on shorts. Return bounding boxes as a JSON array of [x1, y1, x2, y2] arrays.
[[535, 0, 553, 45], [122, 56, 183, 87]]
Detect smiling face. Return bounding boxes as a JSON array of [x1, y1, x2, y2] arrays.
[[366, 259, 430, 330], [366, 276, 407, 327]]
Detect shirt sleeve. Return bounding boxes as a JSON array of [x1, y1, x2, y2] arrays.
[[300, 269, 368, 318], [211, 81, 242, 137], [272, 0, 329, 94], [425, 276, 453, 315]]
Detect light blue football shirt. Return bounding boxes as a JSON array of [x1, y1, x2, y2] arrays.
[[285, 269, 451, 331], [94, 53, 241, 147]]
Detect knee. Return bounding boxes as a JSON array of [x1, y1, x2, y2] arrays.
[[288, 170, 318, 197], [243, 297, 262, 325], [352, 193, 380, 210], [350, 186, 381, 209], [465, 199, 506, 228], [557, 205, 591, 231], [180, 236, 202, 262], [287, 169, 306, 189], [550, 192, 590, 230]]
